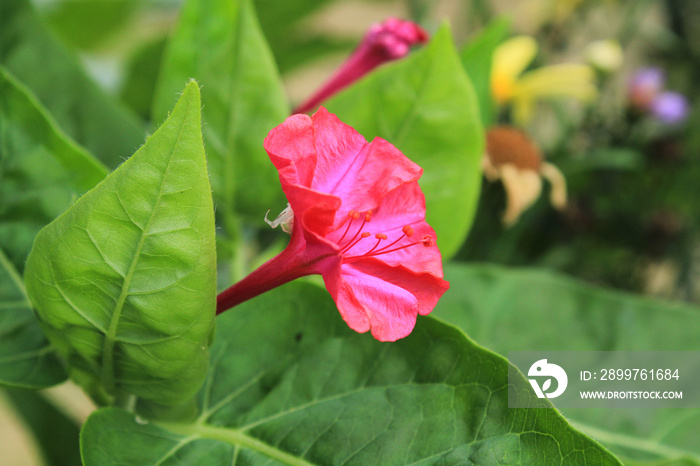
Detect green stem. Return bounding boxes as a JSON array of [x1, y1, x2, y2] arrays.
[[156, 422, 315, 466]]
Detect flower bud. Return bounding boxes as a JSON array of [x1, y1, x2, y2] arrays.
[[292, 18, 428, 114]]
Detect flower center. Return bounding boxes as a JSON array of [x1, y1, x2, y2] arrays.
[[485, 126, 542, 170], [336, 209, 433, 262]]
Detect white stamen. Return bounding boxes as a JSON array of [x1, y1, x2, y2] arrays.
[[264, 203, 294, 234]]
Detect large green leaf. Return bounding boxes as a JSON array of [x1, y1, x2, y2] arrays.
[[0, 249, 66, 389], [153, 0, 288, 223], [0, 66, 108, 272], [432, 263, 700, 465], [24, 81, 216, 407], [0, 0, 145, 168], [326, 25, 484, 259], [80, 281, 621, 465], [460, 17, 510, 127], [0, 67, 107, 390]]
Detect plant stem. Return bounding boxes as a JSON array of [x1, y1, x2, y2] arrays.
[[156, 422, 315, 466]]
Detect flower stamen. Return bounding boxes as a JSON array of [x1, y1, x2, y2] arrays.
[[340, 232, 371, 254], [337, 210, 361, 245], [337, 209, 373, 253], [364, 234, 434, 256], [360, 233, 387, 256], [343, 222, 434, 263]]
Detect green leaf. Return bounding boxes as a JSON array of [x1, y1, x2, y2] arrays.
[[24, 81, 216, 407], [460, 17, 510, 127], [254, 0, 336, 43], [0, 249, 66, 389], [0, 66, 108, 272], [80, 281, 620, 465], [38, 0, 140, 51], [153, 0, 288, 222], [120, 36, 167, 121], [274, 34, 355, 74], [432, 263, 700, 465], [0, 67, 105, 390], [326, 24, 484, 259], [253, 0, 339, 72], [0, 0, 146, 168]]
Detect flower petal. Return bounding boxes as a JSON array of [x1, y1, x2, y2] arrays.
[[284, 183, 340, 241], [330, 259, 449, 342], [265, 108, 422, 228], [499, 164, 543, 226], [494, 36, 538, 80], [539, 162, 567, 209], [310, 109, 422, 218], [264, 113, 317, 187]]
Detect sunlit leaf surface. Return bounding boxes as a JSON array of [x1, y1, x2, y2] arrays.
[[24, 82, 216, 406]]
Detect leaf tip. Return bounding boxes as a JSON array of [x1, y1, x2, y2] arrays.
[[182, 79, 201, 99]]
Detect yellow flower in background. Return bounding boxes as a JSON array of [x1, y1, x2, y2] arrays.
[[584, 39, 623, 73], [491, 35, 598, 123], [483, 126, 567, 226]]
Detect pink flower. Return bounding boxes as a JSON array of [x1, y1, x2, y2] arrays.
[[216, 108, 449, 341], [292, 18, 428, 115]]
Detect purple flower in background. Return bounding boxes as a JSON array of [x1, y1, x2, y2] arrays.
[[651, 91, 689, 124], [629, 67, 665, 110], [292, 18, 428, 115]]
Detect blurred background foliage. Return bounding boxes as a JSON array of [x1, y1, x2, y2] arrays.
[[25, 0, 700, 304]]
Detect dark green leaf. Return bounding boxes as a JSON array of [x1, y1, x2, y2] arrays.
[[0, 67, 106, 389], [432, 263, 700, 465], [153, 0, 288, 222], [275, 35, 355, 74], [81, 281, 620, 465], [0, 249, 66, 389], [39, 0, 140, 51], [460, 17, 510, 127], [326, 24, 484, 259], [254, 0, 335, 41], [0, 0, 146, 168], [119, 36, 167, 121], [24, 81, 216, 406], [0, 66, 108, 272], [254, 0, 337, 71]]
